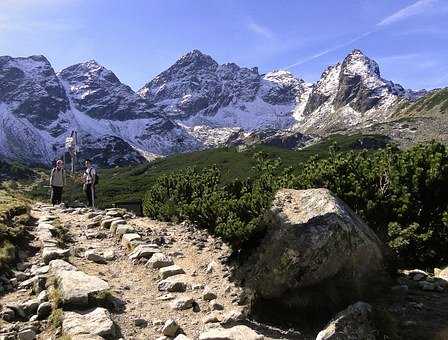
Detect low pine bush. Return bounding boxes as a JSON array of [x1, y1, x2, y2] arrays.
[[144, 142, 448, 267]]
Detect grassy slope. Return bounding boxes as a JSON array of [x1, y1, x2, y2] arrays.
[[0, 188, 30, 268], [27, 134, 389, 208], [395, 88, 448, 117]]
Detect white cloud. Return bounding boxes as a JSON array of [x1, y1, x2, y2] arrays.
[[377, 0, 437, 26], [283, 0, 443, 70], [284, 31, 373, 69], [247, 20, 274, 39]]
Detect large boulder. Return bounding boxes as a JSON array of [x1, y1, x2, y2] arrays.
[[239, 188, 387, 312], [56, 270, 110, 307], [316, 302, 377, 340]]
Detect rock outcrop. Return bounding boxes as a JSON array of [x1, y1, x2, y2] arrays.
[[316, 301, 377, 340], [239, 188, 387, 312]]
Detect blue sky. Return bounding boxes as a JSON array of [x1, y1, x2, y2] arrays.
[[0, 0, 447, 90]]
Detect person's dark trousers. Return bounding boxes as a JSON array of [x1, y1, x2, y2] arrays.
[[51, 186, 63, 205], [84, 184, 95, 207]]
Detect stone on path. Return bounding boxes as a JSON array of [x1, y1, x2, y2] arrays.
[[158, 274, 188, 292], [146, 253, 174, 269], [100, 217, 122, 229], [199, 325, 264, 340], [202, 286, 218, 301], [170, 297, 194, 310], [174, 335, 191, 340], [42, 247, 70, 264], [162, 319, 179, 337], [17, 329, 36, 340], [316, 301, 376, 340], [85, 249, 107, 264], [160, 265, 185, 279], [49, 259, 77, 274], [129, 244, 160, 260], [121, 233, 141, 249], [110, 220, 126, 233], [57, 270, 110, 307], [37, 301, 52, 319], [115, 225, 136, 236], [62, 307, 115, 338]]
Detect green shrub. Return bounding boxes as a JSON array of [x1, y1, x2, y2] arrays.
[[143, 142, 448, 267], [144, 157, 280, 247], [287, 142, 448, 266]]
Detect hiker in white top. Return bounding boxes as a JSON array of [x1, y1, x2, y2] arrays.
[[50, 159, 66, 206], [83, 159, 96, 207]]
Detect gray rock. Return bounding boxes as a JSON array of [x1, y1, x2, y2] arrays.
[[129, 244, 160, 260], [0, 333, 15, 340], [221, 308, 248, 325], [85, 249, 107, 264], [146, 253, 174, 269], [62, 307, 115, 338], [17, 329, 36, 340], [100, 217, 121, 229], [57, 270, 110, 307], [37, 290, 48, 303], [121, 233, 141, 249], [436, 266, 448, 281], [203, 286, 218, 301], [110, 219, 126, 233], [103, 249, 116, 261], [0, 307, 15, 322], [316, 301, 376, 340], [20, 299, 39, 316], [158, 275, 188, 292], [239, 188, 386, 311], [209, 300, 224, 311], [174, 335, 191, 340], [134, 318, 148, 328], [170, 297, 194, 310], [49, 259, 77, 274], [159, 265, 185, 279], [115, 225, 136, 236], [13, 271, 29, 282], [162, 319, 179, 337], [37, 301, 52, 319], [199, 325, 264, 340], [42, 247, 70, 264]]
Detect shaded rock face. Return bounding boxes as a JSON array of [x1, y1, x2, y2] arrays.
[[0, 55, 69, 128], [138, 50, 264, 118], [239, 188, 387, 314], [316, 302, 377, 340], [59, 60, 158, 120]]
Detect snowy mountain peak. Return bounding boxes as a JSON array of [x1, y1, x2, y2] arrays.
[[0, 49, 429, 167], [342, 49, 380, 78], [59, 60, 120, 85], [174, 49, 218, 70]]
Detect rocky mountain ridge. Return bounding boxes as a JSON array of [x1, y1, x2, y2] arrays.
[[0, 49, 430, 166]]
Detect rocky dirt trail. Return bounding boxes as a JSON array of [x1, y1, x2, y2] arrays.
[[0, 203, 291, 340], [2, 198, 448, 340]]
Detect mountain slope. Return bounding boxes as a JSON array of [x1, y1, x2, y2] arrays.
[[0, 49, 434, 167], [294, 49, 423, 133]]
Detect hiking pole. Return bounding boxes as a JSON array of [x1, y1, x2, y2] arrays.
[[91, 184, 95, 210]]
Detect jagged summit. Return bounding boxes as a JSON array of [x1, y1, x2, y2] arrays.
[[0, 49, 429, 166], [341, 49, 381, 78]]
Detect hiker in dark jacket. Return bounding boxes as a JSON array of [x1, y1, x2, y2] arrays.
[[50, 160, 66, 205], [83, 159, 97, 207]]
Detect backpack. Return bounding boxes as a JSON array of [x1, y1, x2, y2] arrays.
[[88, 168, 99, 185]]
